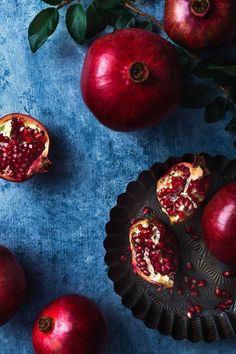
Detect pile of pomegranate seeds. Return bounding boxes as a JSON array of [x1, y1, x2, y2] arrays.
[[0, 118, 46, 180], [129, 217, 178, 288], [156, 161, 211, 223]]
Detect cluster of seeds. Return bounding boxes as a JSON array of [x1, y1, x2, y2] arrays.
[[0, 118, 46, 180]]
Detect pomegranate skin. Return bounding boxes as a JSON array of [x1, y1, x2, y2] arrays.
[[0, 245, 26, 325], [202, 183, 236, 266], [80, 28, 182, 131], [32, 294, 107, 354], [164, 0, 236, 50]]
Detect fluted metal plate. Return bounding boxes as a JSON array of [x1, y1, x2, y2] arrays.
[[104, 154, 236, 342]]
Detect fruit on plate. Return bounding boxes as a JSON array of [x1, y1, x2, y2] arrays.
[[0, 113, 51, 182], [80, 28, 182, 131], [156, 159, 211, 223], [202, 182, 236, 266], [32, 294, 107, 354], [164, 0, 236, 50], [0, 245, 26, 326], [129, 217, 179, 288]]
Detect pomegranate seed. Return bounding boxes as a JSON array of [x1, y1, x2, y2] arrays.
[[215, 287, 223, 297], [222, 290, 231, 297], [177, 287, 184, 295], [194, 305, 202, 313], [191, 290, 199, 297], [223, 271, 234, 278], [184, 275, 189, 284], [120, 255, 127, 262], [187, 310, 193, 319], [224, 299, 233, 306], [143, 207, 151, 215], [197, 279, 206, 288], [185, 261, 193, 270], [217, 303, 227, 310]]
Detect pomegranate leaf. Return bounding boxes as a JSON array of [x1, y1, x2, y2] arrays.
[[208, 65, 236, 78], [114, 13, 136, 30], [181, 84, 216, 108], [135, 20, 154, 31], [95, 0, 121, 10], [86, 4, 106, 38], [66, 4, 87, 44], [204, 97, 228, 123], [225, 117, 236, 135], [42, 0, 62, 5], [28, 8, 59, 53]]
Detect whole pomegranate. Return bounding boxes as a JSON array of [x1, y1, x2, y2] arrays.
[[0, 245, 26, 326], [32, 294, 107, 354], [0, 113, 51, 182], [164, 0, 236, 50], [129, 217, 179, 288], [202, 182, 236, 266], [156, 160, 211, 223], [80, 28, 182, 131]]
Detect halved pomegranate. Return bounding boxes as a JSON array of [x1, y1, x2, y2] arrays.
[[0, 113, 51, 182], [129, 217, 179, 288], [156, 159, 211, 223]]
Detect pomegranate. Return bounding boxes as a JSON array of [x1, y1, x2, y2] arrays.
[[202, 182, 236, 266], [0, 245, 26, 326], [0, 113, 51, 182], [156, 160, 211, 223], [80, 28, 182, 131], [129, 217, 179, 288], [32, 294, 107, 354], [164, 0, 236, 50]]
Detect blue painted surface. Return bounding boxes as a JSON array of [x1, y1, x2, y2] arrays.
[[0, 1, 236, 353]]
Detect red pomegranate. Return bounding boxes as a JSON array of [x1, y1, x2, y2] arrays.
[[32, 294, 107, 354], [156, 160, 211, 223], [80, 28, 182, 131], [0, 245, 26, 326], [129, 217, 179, 288], [202, 182, 236, 266], [0, 113, 51, 182], [164, 0, 236, 50]]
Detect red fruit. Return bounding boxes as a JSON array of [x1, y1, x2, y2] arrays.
[[202, 182, 236, 266], [0, 245, 26, 325], [32, 294, 107, 354], [156, 160, 211, 223], [80, 28, 182, 131], [164, 0, 236, 50], [129, 217, 179, 288], [0, 113, 51, 182]]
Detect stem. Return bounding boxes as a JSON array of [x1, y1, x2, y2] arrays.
[[123, 0, 163, 30], [57, 0, 72, 10]]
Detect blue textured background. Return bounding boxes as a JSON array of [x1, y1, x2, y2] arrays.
[[0, 0, 236, 353]]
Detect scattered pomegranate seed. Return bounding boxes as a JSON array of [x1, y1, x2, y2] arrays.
[[194, 305, 202, 313], [184, 275, 189, 284], [186, 304, 202, 318], [197, 279, 206, 288], [223, 271, 234, 278], [224, 299, 233, 306], [215, 287, 222, 297], [185, 261, 193, 270], [187, 310, 193, 319], [143, 207, 151, 215], [191, 290, 199, 297], [217, 303, 227, 310], [120, 255, 127, 262], [222, 290, 231, 297], [185, 226, 194, 234], [177, 287, 184, 295]]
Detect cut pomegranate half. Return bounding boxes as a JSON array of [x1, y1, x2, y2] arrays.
[[156, 160, 211, 223], [129, 217, 179, 288], [0, 113, 51, 182]]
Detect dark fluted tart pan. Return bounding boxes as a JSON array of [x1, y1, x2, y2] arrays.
[[104, 154, 236, 342]]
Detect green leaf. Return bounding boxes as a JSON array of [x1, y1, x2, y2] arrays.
[[180, 84, 216, 108], [95, 0, 121, 10], [66, 4, 87, 44], [194, 61, 236, 86], [225, 117, 236, 135], [114, 13, 136, 30], [86, 4, 106, 38], [208, 65, 236, 78], [204, 97, 228, 123], [135, 20, 154, 31], [42, 0, 62, 5], [103, 6, 131, 26], [28, 8, 59, 53], [174, 46, 191, 68]]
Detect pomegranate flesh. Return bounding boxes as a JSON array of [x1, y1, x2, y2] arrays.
[[156, 160, 211, 223], [164, 0, 236, 50], [32, 294, 107, 354], [129, 217, 179, 288], [80, 28, 182, 131], [0, 113, 51, 182], [202, 182, 236, 266], [0, 245, 26, 326]]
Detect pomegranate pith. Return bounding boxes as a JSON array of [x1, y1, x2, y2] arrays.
[[0, 113, 51, 182], [129, 217, 179, 288], [156, 160, 211, 223], [164, 0, 236, 50], [80, 28, 182, 131]]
